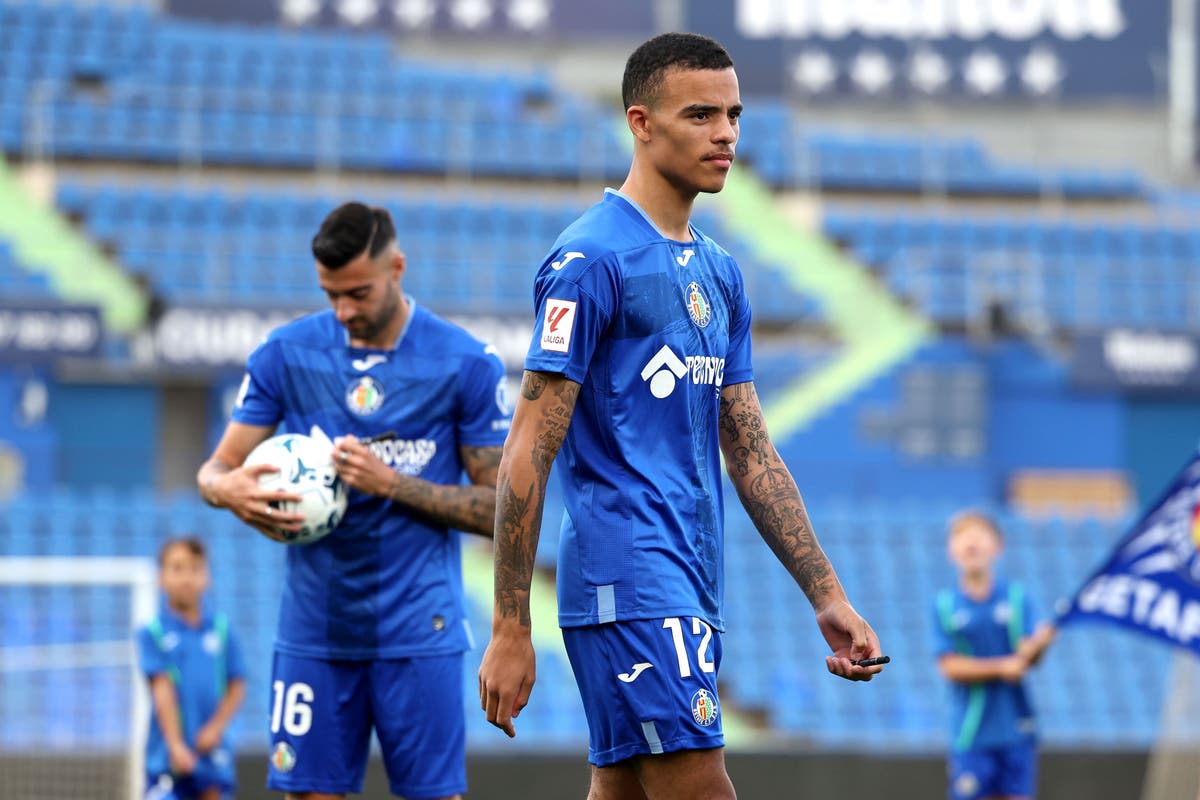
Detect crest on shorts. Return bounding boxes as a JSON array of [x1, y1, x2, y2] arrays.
[[691, 688, 719, 727], [271, 741, 297, 774]]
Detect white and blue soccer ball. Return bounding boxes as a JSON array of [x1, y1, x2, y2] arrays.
[[244, 432, 348, 545]]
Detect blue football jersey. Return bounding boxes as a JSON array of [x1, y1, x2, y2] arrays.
[[526, 189, 754, 630], [933, 580, 1042, 752], [137, 605, 245, 787], [232, 300, 511, 659]]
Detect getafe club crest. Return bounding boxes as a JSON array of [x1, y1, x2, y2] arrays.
[[691, 688, 719, 727], [345, 376, 384, 416], [271, 741, 296, 773], [685, 282, 712, 328]]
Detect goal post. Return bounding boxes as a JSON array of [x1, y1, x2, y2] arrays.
[[0, 556, 158, 800]]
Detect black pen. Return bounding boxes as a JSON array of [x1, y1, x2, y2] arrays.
[[362, 430, 398, 445], [851, 656, 891, 668]]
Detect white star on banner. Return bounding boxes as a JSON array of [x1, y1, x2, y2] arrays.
[[850, 49, 893, 95], [279, 0, 321, 25], [791, 50, 836, 93], [450, 0, 491, 28], [336, 0, 378, 25], [508, 0, 549, 30], [1020, 46, 1065, 96], [963, 49, 1007, 95], [393, 0, 436, 28], [908, 48, 950, 94]]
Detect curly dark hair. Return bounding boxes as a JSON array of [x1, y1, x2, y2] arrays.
[[621, 32, 734, 110]]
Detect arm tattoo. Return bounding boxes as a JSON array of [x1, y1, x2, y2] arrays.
[[494, 373, 580, 627], [719, 383, 838, 607], [386, 445, 502, 537], [494, 473, 538, 627]]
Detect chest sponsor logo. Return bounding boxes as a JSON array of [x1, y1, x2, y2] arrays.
[[540, 299, 577, 353], [368, 438, 438, 476], [641, 345, 725, 399], [685, 281, 712, 328], [351, 353, 388, 371], [345, 376, 385, 416]]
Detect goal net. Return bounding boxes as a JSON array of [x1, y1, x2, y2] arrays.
[[0, 557, 157, 800]]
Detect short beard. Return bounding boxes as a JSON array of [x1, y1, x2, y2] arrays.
[[357, 281, 400, 342]]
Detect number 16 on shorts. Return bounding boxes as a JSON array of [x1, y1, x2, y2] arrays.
[[271, 680, 314, 736]]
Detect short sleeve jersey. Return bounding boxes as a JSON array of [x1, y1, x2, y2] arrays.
[[526, 189, 754, 631], [933, 579, 1042, 752], [232, 301, 511, 659], [137, 607, 246, 782]]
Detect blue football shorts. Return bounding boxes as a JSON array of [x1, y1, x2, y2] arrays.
[[948, 741, 1038, 799], [144, 771, 233, 800], [266, 650, 466, 799], [562, 616, 725, 767]]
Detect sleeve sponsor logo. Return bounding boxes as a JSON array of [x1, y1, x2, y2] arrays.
[[234, 373, 251, 408], [540, 299, 577, 353]]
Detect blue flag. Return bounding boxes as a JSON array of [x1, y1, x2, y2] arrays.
[[1058, 451, 1200, 653]]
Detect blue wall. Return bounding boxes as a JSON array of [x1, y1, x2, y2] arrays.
[[774, 338, 1126, 504], [1124, 399, 1200, 509], [48, 382, 159, 488]]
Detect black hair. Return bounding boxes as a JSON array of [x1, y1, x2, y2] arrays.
[[622, 32, 734, 110], [311, 202, 397, 269], [158, 535, 207, 566]]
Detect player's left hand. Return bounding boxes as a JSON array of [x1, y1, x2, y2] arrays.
[[333, 435, 395, 498], [194, 722, 221, 754], [816, 599, 885, 682]]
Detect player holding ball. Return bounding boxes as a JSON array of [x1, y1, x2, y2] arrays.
[[198, 202, 511, 800]]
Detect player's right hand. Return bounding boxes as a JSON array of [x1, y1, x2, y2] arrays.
[[478, 628, 536, 738], [212, 464, 305, 542], [167, 740, 197, 775]]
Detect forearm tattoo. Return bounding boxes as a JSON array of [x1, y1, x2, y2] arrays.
[[494, 372, 579, 627], [387, 443, 501, 536], [719, 383, 836, 606]]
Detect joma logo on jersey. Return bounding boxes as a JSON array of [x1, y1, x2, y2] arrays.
[[640, 345, 725, 399], [368, 438, 437, 476]]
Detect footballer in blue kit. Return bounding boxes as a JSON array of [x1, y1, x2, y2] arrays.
[[935, 511, 1056, 800], [199, 203, 510, 800], [138, 537, 246, 800], [479, 32, 886, 800]]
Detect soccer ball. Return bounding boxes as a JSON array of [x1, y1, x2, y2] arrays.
[[244, 433, 348, 545]]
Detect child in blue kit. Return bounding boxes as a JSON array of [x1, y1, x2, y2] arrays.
[[137, 537, 246, 800], [934, 511, 1056, 800]]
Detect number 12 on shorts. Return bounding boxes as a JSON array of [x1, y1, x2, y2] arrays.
[[663, 617, 714, 678], [270, 680, 314, 736]]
